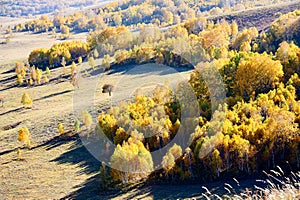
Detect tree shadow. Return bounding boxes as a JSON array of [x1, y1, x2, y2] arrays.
[[0, 84, 16, 92], [0, 106, 23, 116], [61, 174, 118, 200], [106, 63, 193, 76], [49, 138, 101, 175], [0, 74, 16, 84], [0, 68, 14, 75], [87, 66, 106, 77], [0, 148, 18, 156], [61, 167, 268, 199], [34, 89, 73, 101], [87, 62, 193, 78]]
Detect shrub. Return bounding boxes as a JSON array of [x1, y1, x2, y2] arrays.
[[18, 127, 31, 148], [21, 93, 32, 108], [74, 118, 80, 133], [58, 123, 64, 135], [82, 110, 93, 130]]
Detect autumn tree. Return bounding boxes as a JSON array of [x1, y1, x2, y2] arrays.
[[45, 67, 51, 76], [198, 21, 231, 49], [232, 27, 258, 50], [74, 118, 80, 133], [275, 41, 300, 81], [93, 49, 99, 59], [18, 127, 31, 148], [78, 56, 82, 65], [211, 149, 223, 177], [21, 93, 32, 108], [110, 137, 153, 183], [114, 49, 130, 64], [60, 25, 70, 38], [36, 68, 42, 84], [82, 110, 93, 130], [15, 62, 25, 74], [236, 53, 283, 99], [17, 74, 24, 85], [102, 54, 111, 70], [43, 75, 49, 83], [70, 61, 76, 76], [113, 14, 122, 27], [162, 144, 183, 179], [88, 56, 95, 69], [58, 123, 65, 135], [240, 41, 251, 52], [30, 66, 37, 83]]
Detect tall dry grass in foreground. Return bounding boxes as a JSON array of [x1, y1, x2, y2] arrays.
[[201, 166, 300, 199]]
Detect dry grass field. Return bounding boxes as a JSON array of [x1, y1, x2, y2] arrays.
[[0, 31, 192, 198], [0, 32, 87, 65], [1, 2, 300, 198]]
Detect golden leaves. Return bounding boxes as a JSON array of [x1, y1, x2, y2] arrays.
[[18, 127, 31, 148]]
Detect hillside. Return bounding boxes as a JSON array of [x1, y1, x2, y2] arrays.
[[209, 0, 300, 32], [1, 1, 300, 199]]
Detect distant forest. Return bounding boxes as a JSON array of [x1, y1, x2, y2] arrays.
[[0, 0, 96, 17], [0, 0, 295, 18]]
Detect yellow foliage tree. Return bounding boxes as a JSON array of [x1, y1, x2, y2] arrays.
[[21, 93, 32, 108], [82, 110, 93, 130], [102, 54, 111, 70], [18, 127, 31, 148], [236, 53, 283, 99], [17, 74, 24, 85], [36, 68, 43, 84], [110, 137, 153, 183], [58, 123, 64, 135]]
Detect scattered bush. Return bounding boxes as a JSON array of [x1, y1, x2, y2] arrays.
[[21, 93, 32, 108], [18, 127, 31, 148]]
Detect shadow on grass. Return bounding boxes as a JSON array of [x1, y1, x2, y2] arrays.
[[49, 138, 101, 175], [61, 174, 119, 200], [106, 63, 193, 76], [34, 89, 73, 101], [87, 62, 193, 78], [0, 74, 16, 84], [0, 148, 17, 156], [0, 106, 23, 116], [0, 84, 16, 92]]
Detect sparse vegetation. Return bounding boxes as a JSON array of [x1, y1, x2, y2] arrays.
[[82, 110, 93, 130], [1, 1, 300, 199], [17, 127, 31, 148], [58, 123, 65, 135], [74, 118, 81, 133], [21, 93, 32, 108]]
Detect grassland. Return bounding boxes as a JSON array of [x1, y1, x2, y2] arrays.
[[0, 32, 192, 198], [1, 2, 300, 199]]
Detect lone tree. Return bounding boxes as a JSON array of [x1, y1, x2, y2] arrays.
[[88, 56, 95, 69], [45, 67, 51, 76], [78, 56, 82, 65], [102, 84, 113, 96], [58, 123, 65, 135], [82, 110, 93, 130], [61, 57, 67, 76], [93, 49, 99, 58], [18, 127, 31, 148], [71, 71, 80, 88], [102, 54, 111, 70], [21, 93, 32, 108], [74, 118, 81, 133]]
